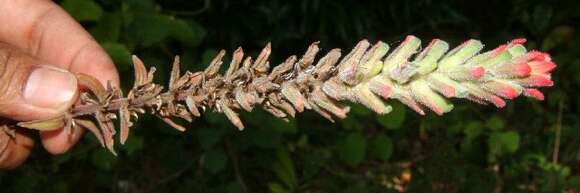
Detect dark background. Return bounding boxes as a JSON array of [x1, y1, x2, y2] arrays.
[[1, 0, 579, 192]]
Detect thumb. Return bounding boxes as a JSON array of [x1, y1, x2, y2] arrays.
[[0, 43, 78, 121]]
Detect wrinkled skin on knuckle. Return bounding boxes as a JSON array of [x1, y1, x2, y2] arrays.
[[0, 43, 36, 118]]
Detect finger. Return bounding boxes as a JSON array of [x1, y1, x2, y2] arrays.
[[0, 0, 120, 86], [39, 124, 84, 154], [0, 129, 34, 170], [0, 43, 78, 121]]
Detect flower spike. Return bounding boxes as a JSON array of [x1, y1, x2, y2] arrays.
[[13, 36, 556, 154]]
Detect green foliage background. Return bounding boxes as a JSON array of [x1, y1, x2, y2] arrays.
[[1, 0, 579, 192]]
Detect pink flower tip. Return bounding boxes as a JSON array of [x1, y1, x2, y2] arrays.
[[531, 75, 554, 87], [530, 61, 556, 74], [440, 86, 456, 97], [491, 96, 506, 108], [428, 103, 445, 116], [510, 38, 527, 45], [380, 85, 392, 99], [514, 63, 532, 76], [403, 35, 415, 43], [527, 51, 552, 62], [523, 88, 545, 101], [470, 67, 485, 79], [424, 39, 441, 51], [491, 45, 508, 57], [500, 86, 520, 99]]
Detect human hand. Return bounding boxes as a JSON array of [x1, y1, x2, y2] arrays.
[[0, 0, 119, 169]]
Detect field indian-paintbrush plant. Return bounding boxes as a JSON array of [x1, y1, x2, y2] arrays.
[[1, 35, 555, 155]]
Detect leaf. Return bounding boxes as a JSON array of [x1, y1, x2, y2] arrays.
[[127, 14, 172, 47], [541, 25, 575, 51], [567, 176, 580, 188], [268, 183, 291, 193], [17, 116, 65, 131], [370, 134, 393, 161], [101, 42, 132, 72], [338, 132, 367, 165], [531, 5, 553, 33], [90, 12, 122, 42], [197, 127, 225, 150], [377, 102, 406, 129], [123, 135, 143, 156], [489, 131, 520, 157], [168, 19, 206, 47], [91, 148, 117, 171], [61, 0, 103, 22], [499, 131, 520, 153], [203, 149, 227, 174], [124, 0, 156, 12], [272, 148, 297, 189], [464, 121, 483, 139], [51, 181, 69, 193], [486, 116, 505, 131]]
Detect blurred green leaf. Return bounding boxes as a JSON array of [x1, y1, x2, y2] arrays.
[[340, 116, 364, 130], [542, 25, 575, 50], [203, 149, 228, 174], [370, 134, 393, 161], [464, 121, 483, 139], [128, 14, 172, 47], [567, 175, 580, 188], [90, 12, 123, 42], [350, 104, 372, 117], [338, 132, 367, 165], [168, 19, 206, 47], [225, 181, 243, 193], [13, 169, 40, 193], [272, 148, 297, 189], [124, 0, 156, 12], [269, 182, 291, 193], [486, 116, 505, 130], [245, 128, 282, 149], [52, 181, 69, 193], [531, 5, 553, 33], [52, 152, 72, 164], [91, 148, 117, 171], [123, 135, 144, 156], [377, 103, 406, 129], [61, 0, 103, 22], [489, 131, 520, 158], [197, 127, 225, 149], [101, 42, 132, 71]]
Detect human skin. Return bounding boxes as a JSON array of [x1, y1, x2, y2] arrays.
[[0, 0, 119, 169]]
